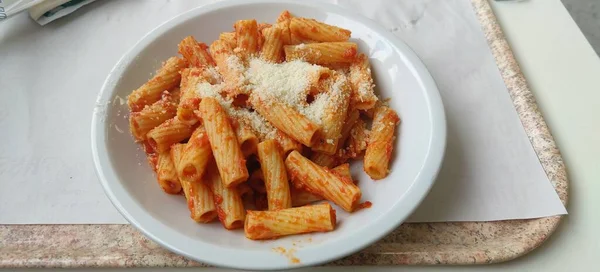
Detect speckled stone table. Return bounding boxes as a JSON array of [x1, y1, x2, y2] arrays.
[[0, 0, 567, 268]]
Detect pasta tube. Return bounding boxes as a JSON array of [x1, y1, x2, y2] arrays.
[[146, 117, 195, 153], [349, 53, 378, 110], [210, 39, 247, 94], [310, 152, 338, 168], [285, 150, 361, 212], [156, 150, 182, 194], [274, 130, 302, 157], [234, 19, 260, 56], [207, 163, 246, 230], [178, 36, 216, 68], [284, 42, 357, 65], [219, 32, 237, 49], [177, 126, 212, 182], [311, 74, 351, 155], [129, 91, 178, 141], [128, 57, 187, 112], [257, 140, 291, 210], [244, 203, 336, 240], [251, 95, 320, 147], [171, 144, 217, 223], [234, 122, 259, 157], [346, 118, 369, 158], [289, 18, 351, 42], [260, 25, 284, 63], [289, 163, 350, 207], [364, 105, 400, 179], [198, 97, 248, 187]]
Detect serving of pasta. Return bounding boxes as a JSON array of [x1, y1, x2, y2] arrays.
[[127, 10, 400, 241]]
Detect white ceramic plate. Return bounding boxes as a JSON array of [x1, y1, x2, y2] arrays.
[[91, 0, 446, 270]]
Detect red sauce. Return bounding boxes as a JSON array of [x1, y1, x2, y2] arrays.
[[241, 40, 250, 48], [216, 207, 227, 225], [330, 207, 337, 228], [142, 141, 155, 154], [214, 194, 224, 205], [232, 94, 249, 107], [247, 223, 273, 239], [355, 201, 373, 212]]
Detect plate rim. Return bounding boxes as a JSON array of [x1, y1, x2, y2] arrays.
[[90, 0, 447, 270]]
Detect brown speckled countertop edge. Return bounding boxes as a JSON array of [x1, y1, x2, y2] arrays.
[[0, 0, 568, 268]]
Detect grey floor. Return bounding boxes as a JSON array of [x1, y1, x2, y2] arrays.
[[562, 0, 600, 56]]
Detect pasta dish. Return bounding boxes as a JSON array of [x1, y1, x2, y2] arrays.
[[126, 10, 400, 240]]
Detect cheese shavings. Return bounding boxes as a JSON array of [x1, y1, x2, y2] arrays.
[[246, 58, 340, 125], [195, 81, 277, 140]]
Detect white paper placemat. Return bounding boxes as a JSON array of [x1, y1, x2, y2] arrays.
[[0, 0, 566, 224]]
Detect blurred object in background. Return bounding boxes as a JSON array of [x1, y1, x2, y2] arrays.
[[0, 0, 96, 25], [561, 0, 600, 56]]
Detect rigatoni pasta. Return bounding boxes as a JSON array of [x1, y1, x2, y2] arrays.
[[178, 36, 216, 68], [364, 105, 400, 179], [289, 18, 351, 42], [177, 126, 212, 182], [310, 73, 351, 155], [126, 10, 402, 240], [290, 163, 350, 207], [349, 53, 378, 110], [286, 150, 361, 212], [209, 39, 247, 94], [128, 57, 187, 112], [244, 203, 336, 240], [146, 117, 196, 153], [346, 118, 369, 158], [156, 151, 182, 194], [170, 144, 217, 223], [274, 130, 303, 157], [219, 32, 236, 49], [207, 162, 246, 230], [234, 19, 260, 56], [257, 139, 292, 210], [251, 96, 320, 147], [284, 42, 358, 65], [129, 91, 178, 141], [260, 25, 284, 63], [199, 97, 249, 187], [234, 122, 259, 157]]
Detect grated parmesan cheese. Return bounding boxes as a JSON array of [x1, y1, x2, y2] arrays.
[[246, 58, 321, 105], [245, 58, 350, 125], [299, 92, 328, 124], [194, 56, 351, 141], [350, 66, 377, 102], [195, 81, 277, 140], [226, 55, 246, 73]]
